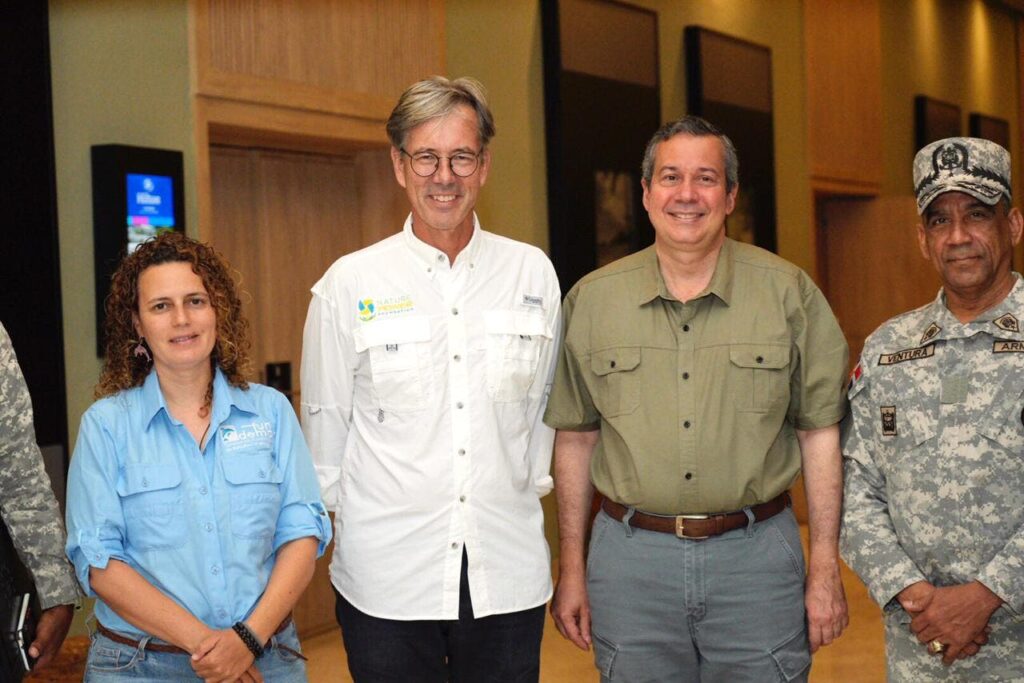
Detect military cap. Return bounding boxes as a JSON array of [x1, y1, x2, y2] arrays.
[[913, 137, 1011, 214]]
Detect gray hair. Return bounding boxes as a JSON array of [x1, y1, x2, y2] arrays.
[[386, 76, 496, 151], [641, 116, 739, 192]]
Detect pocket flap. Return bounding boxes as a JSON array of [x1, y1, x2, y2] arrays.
[[591, 347, 641, 376], [729, 343, 790, 369], [116, 464, 181, 496], [223, 455, 285, 485], [483, 310, 552, 338], [353, 316, 431, 352]]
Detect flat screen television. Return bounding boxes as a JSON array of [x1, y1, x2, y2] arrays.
[[92, 144, 185, 355]]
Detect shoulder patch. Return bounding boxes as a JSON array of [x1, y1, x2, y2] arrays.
[[993, 313, 1020, 333], [920, 322, 941, 344], [878, 344, 935, 365], [993, 340, 1024, 353]]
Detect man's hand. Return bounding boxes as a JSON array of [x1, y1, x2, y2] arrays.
[[190, 629, 261, 683], [805, 561, 849, 652], [550, 567, 592, 651], [907, 581, 1002, 665], [27, 603, 74, 670]]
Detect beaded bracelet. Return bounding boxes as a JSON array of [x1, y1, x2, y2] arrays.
[[232, 621, 265, 660]]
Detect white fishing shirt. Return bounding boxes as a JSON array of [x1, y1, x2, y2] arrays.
[[301, 216, 560, 619]]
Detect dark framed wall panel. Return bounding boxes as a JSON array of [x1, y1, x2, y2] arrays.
[[542, 0, 660, 291], [0, 3, 69, 501], [685, 26, 777, 253]]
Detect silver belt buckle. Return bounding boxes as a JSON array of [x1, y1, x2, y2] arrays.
[[674, 513, 710, 539]]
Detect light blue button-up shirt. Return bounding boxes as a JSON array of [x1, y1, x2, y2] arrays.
[[66, 369, 331, 637]]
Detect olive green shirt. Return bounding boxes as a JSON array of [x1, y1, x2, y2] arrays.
[[544, 239, 848, 514]]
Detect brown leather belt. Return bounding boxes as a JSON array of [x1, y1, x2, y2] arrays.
[[96, 615, 295, 656], [602, 492, 791, 540]]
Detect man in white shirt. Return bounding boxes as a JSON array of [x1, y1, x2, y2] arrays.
[[301, 76, 561, 682]]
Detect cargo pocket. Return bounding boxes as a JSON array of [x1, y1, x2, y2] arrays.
[[592, 633, 619, 679], [483, 310, 552, 402], [117, 464, 186, 550], [354, 316, 431, 412], [729, 343, 791, 412], [769, 628, 810, 681], [590, 347, 641, 417]]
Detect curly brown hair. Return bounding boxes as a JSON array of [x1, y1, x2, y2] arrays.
[[95, 231, 252, 403]]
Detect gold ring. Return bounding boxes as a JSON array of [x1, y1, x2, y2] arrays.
[[928, 639, 946, 654]]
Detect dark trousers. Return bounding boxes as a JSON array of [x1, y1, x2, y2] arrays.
[[334, 550, 545, 682]]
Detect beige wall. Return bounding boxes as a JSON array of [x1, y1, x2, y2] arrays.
[[446, 0, 814, 273], [49, 0, 197, 446], [880, 0, 1020, 201]]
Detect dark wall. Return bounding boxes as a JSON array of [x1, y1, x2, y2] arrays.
[[0, 3, 69, 485]]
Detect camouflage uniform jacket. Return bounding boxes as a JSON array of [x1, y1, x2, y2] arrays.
[[841, 276, 1024, 623], [0, 324, 79, 608]]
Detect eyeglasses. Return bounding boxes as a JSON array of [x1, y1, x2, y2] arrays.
[[400, 148, 482, 178]]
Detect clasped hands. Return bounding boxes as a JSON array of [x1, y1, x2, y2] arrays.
[[190, 627, 265, 683], [898, 580, 1003, 666]]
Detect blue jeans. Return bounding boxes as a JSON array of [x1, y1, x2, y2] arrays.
[[587, 507, 810, 683], [84, 622, 307, 681], [335, 550, 545, 682]]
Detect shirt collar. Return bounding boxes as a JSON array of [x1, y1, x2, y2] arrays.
[[635, 238, 735, 306], [141, 367, 256, 430], [401, 213, 483, 271], [923, 273, 1024, 342]]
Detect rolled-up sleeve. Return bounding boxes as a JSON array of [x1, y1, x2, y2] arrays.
[[272, 392, 332, 556], [65, 410, 129, 597], [301, 276, 358, 512]]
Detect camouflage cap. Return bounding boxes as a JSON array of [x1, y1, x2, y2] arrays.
[[913, 137, 1011, 214]]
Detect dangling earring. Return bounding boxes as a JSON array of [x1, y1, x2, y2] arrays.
[[133, 338, 152, 363]]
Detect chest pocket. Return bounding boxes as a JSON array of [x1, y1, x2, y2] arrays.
[[354, 316, 432, 412], [223, 454, 284, 541], [483, 310, 552, 402], [590, 347, 641, 418], [729, 343, 790, 413], [117, 464, 186, 550], [979, 384, 1024, 454]]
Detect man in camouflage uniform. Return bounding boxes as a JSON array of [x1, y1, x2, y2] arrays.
[[842, 137, 1024, 681], [0, 322, 79, 670]]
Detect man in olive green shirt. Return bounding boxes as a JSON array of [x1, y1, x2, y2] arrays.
[[544, 116, 850, 682]]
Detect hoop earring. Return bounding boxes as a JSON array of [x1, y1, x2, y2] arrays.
[[133, 339, 152, 363]]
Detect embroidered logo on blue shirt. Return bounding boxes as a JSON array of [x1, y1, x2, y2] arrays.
[[220, 422, 274, 451]]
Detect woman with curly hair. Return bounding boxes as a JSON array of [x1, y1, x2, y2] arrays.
[[66, 232, 331, 682]]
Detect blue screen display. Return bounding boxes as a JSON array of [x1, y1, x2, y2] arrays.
[[126, 173, 175, 252]]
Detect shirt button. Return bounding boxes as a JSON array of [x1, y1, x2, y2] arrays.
[[456, 402, 464, 409], [683, 420, 691, 429], [453, 354, 461, 362], [451, 542, 459, 550], [437, 254, 444, 262], [211, 565, 220, 575], [458, 448, 466, 456], [218, 609, 227, 618], [199, 486, 208, 495], [141, 478, 149, 488], [258, 469, 266, 479], [205, 523, 214, 532], [685, 472, 693, 480], [756, 356, 764, 364], [610, 360, 616, 368], [451, 307, 459, 315], [682, 372, 689, 380], [682, 324, 690, 332], [459, 495, 466, 503]]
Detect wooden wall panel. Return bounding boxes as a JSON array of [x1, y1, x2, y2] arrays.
[[820, 195, 940, 365], [208, 145, 407, 636], [804, 0, 883, 194], [194, 0, 445, 121]]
